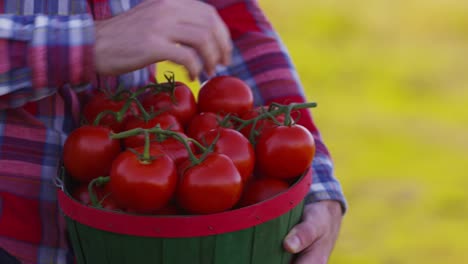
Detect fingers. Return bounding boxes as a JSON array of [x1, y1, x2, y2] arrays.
[[94, 0, 232, 76], [175, 1, 232, 75], [284, 201, 344, 264], [210, 9, 232, 66], [170, 24, 222, 77], [284, 224, 333, 264], [283, 219, 321, 254], [161, 44, 202, 81]]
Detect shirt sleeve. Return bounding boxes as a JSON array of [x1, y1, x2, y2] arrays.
[[203, 0, 347, 213], [0, 13, 95, 109]]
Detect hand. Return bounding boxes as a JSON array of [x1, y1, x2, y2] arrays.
[[94, 0, 232, 79], [283, 200, 343, 264]]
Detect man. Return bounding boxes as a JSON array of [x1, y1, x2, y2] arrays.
[[0, 0, 346, 263]]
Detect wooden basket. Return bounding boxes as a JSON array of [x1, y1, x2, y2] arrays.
[[57, 169, 312, 264]]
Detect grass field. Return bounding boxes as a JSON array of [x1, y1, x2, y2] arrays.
[[158, 1, 468, 263]]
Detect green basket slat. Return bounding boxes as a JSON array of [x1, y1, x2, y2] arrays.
[[199, 235, 216, 264], [249, 208, 293, 264], [75, 221, 110, 263], [66, 217, 86, 264], [276, 205, 297, 264], [212, 228, 253, 264], [104, 230, 163, 263], [281, 201, 305, 264], [162, 237, 203, 264], [287, 201, 304, 231]]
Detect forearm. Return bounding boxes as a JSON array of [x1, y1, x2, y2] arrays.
[[0, 14, 95, 109]]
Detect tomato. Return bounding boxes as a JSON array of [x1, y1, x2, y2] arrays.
[[71, 184, 94, 205], [63, 125, 121, 182], [238, 178, 290, 207], [71, 183, 120, 210], [239, 107, 286, 141], [109, 146, 177, 214], [197, 76, 254, 116], [177, 153, 243, 214], [255, 124, 315, 180], [150, 133, 196, 166], [185, 112, 230, 143], [142, 82, 197, 126], [153, 201, 183, 215], [122, 112, 183, 148], [202, 128, 255, 183], [83, 91, 139, 132]]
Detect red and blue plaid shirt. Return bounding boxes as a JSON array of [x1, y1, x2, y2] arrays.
[[0, 0, 346, 263]]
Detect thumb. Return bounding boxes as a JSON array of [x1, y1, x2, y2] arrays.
[[283, 219, 320, 254]]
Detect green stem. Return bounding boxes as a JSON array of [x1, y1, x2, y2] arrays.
[[186, 138, 208, 153], [113, 89, 132, 101], [198, 130, 220, 163], [160, 71, 178, 104], [110, 127, 145, 139], [142, 130, 151, 162], [93, 94, 137, 126], [111, 126, 202, 165], [284, 104, 295, 126], [93, 110, 118, 126], [88, 176, 110, 208], [149, 126, 201, 165], [234, 102, 317, 130], [131, 97, 153, 122], [229, 102, 317, 143]]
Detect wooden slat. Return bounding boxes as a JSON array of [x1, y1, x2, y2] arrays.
[[213, 228, 253, 263], [282, 201, 305, 263], [162, 237, 201, 264], [65, 218, 87, 264], [250, 210, 296, 264], [74, 223, 109, 263], [199, 235, 216, 264], [102, 231, 163, 263]]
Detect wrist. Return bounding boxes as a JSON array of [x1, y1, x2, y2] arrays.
[[94, 20, 108, 75]]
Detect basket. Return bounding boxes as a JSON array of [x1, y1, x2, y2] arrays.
[[57, 169, 312, 264]]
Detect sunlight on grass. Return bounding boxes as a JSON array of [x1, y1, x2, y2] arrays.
[[157, 1, 468, 262]]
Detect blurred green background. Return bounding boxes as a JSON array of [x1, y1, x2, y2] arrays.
[[159, 0, 468, 263]]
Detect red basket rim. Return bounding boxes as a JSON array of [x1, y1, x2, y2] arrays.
[[58, 169, 312, 238]]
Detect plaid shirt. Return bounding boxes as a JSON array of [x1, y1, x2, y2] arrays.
[[0, 0, 346, 263]]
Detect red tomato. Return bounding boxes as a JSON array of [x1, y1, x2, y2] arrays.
[[71, 184, 94, 205], [197, 76, 254, 116], [255, 125, 315, 180], [122, 113, 183, 148], [142, 82, 197, 126], [83, 91, 139, 132], [63, 126, 121, 182], [99, 194, 120, 210], [177, 153, 243, 214], [109, 146, 178, 214], [202, 128, 255, 183], [238, 178, 290, 207], [239, 107, 286, 140], [71, 183, 120, 210], [185, 112, 229, 143], [153, 201, 183, 215], [150, 133, 196, 166]]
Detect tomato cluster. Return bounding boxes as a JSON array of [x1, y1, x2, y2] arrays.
[[62, 74, 316, 215]]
